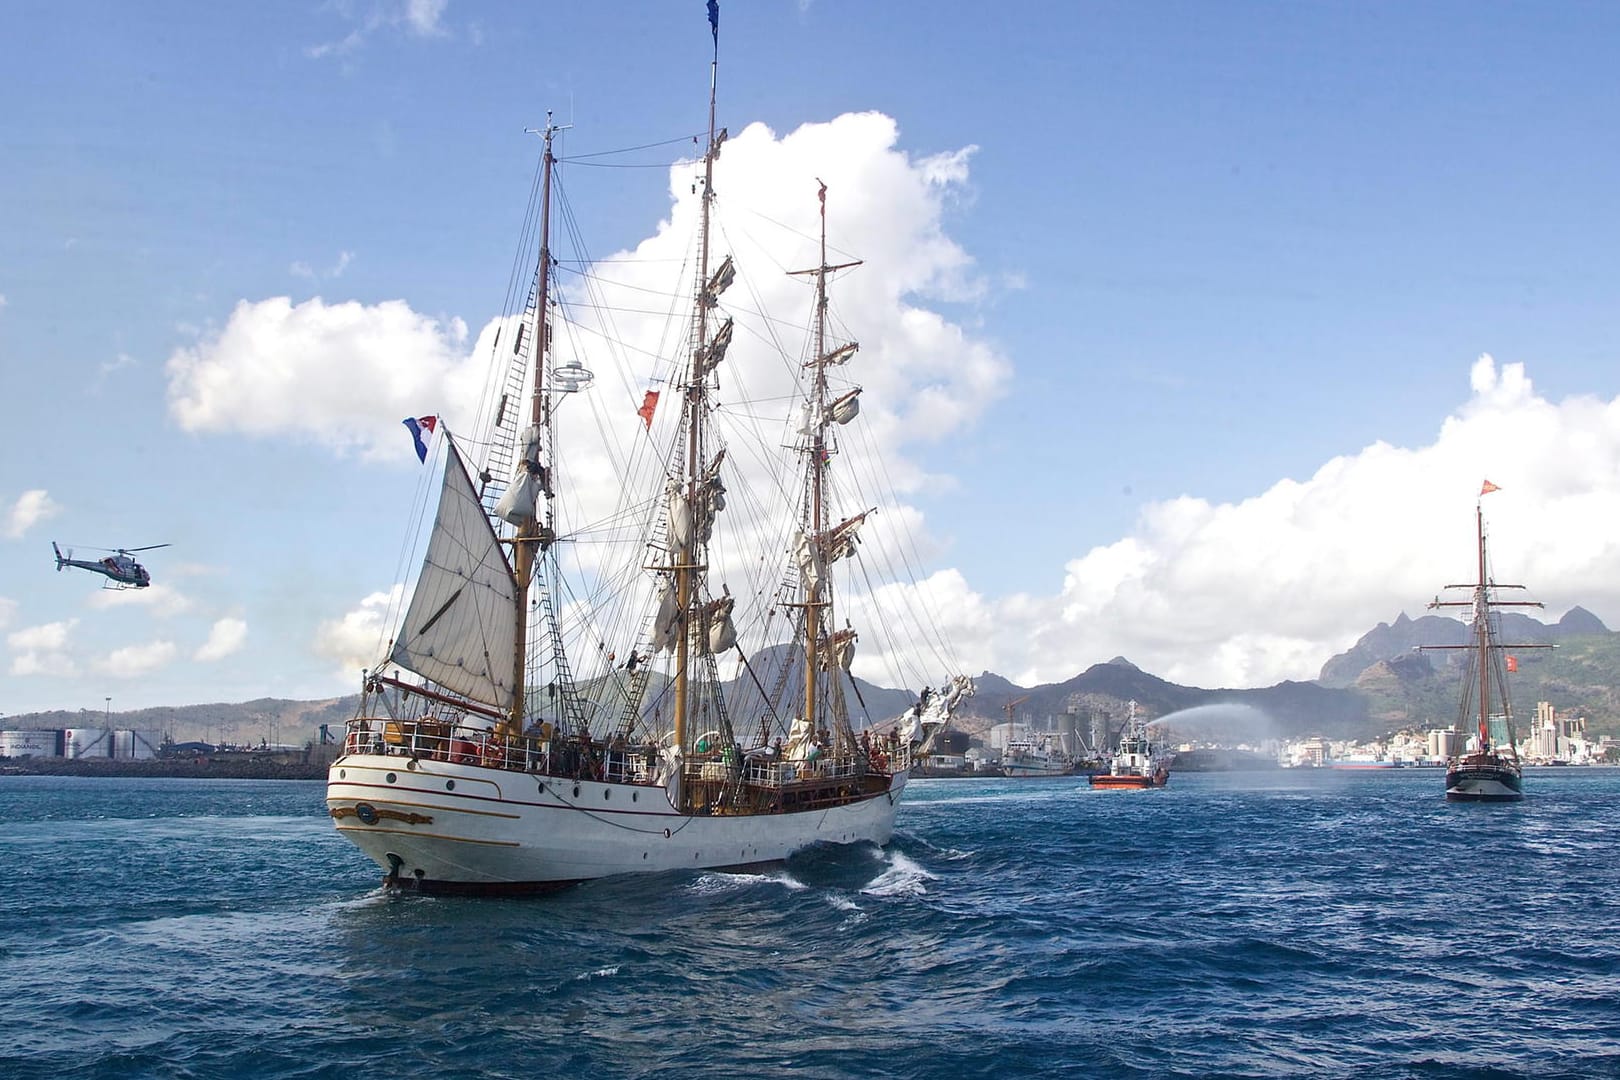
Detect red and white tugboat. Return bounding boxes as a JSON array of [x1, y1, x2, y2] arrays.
[[1088, 701, 1169, 790]]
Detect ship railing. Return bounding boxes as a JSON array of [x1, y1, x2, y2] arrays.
[[343, 717, 917, 782], [341, 717, 659, 782], [681, 744, 913, 789]]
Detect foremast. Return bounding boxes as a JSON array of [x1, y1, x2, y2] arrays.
[[501, 118, 562, 737]]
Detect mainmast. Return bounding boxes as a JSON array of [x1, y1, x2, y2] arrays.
[[790, 186, 861, 736], [506, 116, 561, 736], [1421, 498, 1551, 751], [673, 23, 724, 755]]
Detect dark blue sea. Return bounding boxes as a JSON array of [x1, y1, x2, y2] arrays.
[[3, 769, 1618, 1079]]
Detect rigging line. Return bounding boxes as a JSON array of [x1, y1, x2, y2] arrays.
[[556, 256, 689, 266], [555, 266, 688, 302], [564, 161, 694, 170], [558, 132, 705, 160], [842, 413, 960, 668], [733, 201, 866, 269]]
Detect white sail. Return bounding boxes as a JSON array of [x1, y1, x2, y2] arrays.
[[829, 387, 861, 425], [494, 424, 545, 525], [388, 439, 519, 710], [652, 577, 681, 653], [703, 594, 737, 654], [792, 528, 824, 591]]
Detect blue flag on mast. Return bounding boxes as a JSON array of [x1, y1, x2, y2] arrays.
[[707, 0, 719, 43]]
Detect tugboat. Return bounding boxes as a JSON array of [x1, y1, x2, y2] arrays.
[[1419, 483, 1551, 802], [1089, 700, 1169, 789]]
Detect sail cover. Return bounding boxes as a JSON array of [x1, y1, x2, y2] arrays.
[[389, 439, 519, 710]]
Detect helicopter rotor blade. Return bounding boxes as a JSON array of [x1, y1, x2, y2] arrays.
[[119, 544, 172, 554]]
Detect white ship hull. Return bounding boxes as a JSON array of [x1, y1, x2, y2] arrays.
[[1001, 759, 1070, 778], [327, 753, 907, 891]]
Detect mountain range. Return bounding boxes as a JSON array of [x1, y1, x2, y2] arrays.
[[5, 610, 1617, 747]]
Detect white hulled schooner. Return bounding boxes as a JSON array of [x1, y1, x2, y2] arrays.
[[326, 8, 972, 892]]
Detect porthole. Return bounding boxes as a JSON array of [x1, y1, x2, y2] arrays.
[[385, 772, 397, 784], [339, 769, 346, 779], [445, 780, 456, 791], [604, 789, 611, 801], [573, 785, 580, 798], [632, 792, 638, 803]]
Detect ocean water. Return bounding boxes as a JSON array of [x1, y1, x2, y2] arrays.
[[2, 770, 1618, 1080]]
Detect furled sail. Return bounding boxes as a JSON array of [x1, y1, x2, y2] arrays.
[[652, 577, 681, 653], [667, 478, 694, 554], [792, 528, 823, 591], [704, 254, 735, 306], [820, 510, 870, 564], [806, 342, 858, 369], [822, 626, 857, 671], [697, 317, 734, 378], [702, 593, 737, 654], [389, 438, 519, 710], [829, 387, 861, 425], [494, 424, 546, 525]]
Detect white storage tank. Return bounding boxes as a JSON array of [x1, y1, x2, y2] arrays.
[[112, 729, 161, 760], [63, 727, 114, 759], [0, 730, 61, 758]]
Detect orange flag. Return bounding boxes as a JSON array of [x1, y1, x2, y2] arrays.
[[1506, 655, 1518, 673], [637, 390, 659, 430], [1480, 479, 1501, 495]]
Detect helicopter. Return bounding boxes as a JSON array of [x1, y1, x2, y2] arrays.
[[52, 542, 170, 589]]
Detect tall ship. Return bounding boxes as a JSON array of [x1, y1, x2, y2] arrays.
[[1419, 486, 1550, 802], [325, 8, 971, 892], [1089, 700, 1169, 789]]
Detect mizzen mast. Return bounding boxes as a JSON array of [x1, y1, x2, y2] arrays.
[[790, 184, 863, 740]]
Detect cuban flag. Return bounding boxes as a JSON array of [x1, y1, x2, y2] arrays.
[[403, 415, 438, 462]]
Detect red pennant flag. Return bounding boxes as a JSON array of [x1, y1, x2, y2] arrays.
[[1480, 479, 1501, 496], [1506, 655, 1518, 673], [637, 390, 659, 430]]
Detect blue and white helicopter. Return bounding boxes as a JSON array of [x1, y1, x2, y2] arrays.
[[52, 542, 169, 589]]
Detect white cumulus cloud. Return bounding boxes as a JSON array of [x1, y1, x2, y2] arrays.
[[195, 617, 248, 662], [96, 640, 179, 678], [5, 489, 61, 539], [166, 297, 479, 461], [314, 587, 402, 679], [87, 582, 192, 617], [8, 618, 79, 677], [943, 355, 1620, 689]]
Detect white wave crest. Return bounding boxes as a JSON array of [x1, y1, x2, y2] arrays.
[[860, 850, 936, 897]]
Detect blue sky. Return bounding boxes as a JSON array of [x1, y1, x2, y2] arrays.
[[4, 1, 1620, 716]]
